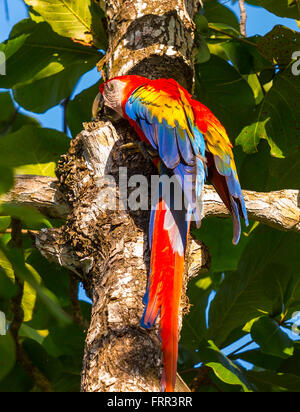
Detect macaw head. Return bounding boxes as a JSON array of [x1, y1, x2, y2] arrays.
[[92, 75, 148, 120]]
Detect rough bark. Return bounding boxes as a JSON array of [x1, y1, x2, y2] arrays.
[[238, 0, 247, 37], [1, 175, 69, 220], [3, 174, 299, 233], [105, 0, 198, 89], [39, 0, 201, 392], [4, 0, 299, 393]]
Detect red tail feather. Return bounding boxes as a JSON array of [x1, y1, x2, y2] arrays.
[[142, 200, 186, 392]]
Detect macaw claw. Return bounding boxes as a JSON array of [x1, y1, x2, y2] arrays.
[[120, 141, 158, 161]]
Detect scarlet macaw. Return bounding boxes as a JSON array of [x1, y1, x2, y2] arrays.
[[94, 75, 248, 392]]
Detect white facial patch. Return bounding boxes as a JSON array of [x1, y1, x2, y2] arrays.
[[103, 80, 126, 117]]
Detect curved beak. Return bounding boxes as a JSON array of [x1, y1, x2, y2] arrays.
[[92, 92, 104, 120]]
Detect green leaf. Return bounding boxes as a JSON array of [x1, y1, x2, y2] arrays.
[[267, 150, 300, 191], [235, 139, 300, 194], [0, 205, 51, 229], [22, 338, 62, 382], [0, 20, 101, 112], [245, 0, 300, 19], [280, 343, 300, 377], [0, 241, 71, 325], [43, 324, 85, 358], [180, 278, 212, 350], [67, 82, 101, 137], [0, 125, 69, 177], [246, 74, 264, 105], [246, 370, 300, 392], [199, 340, 255, 392], [194, 14, 211, 64], [196, 36, 211, 64], [208, 226, 300, 346], [222, 38, 271, 75], [222, 41, 254, 75], [19, 324, 46, 345], [0, 89, 40, 138], [192, 217, 250, 274], [52, 372, 81, 392], [0, 92, 15, 124], [195, 55, 255, 138], [251, 316, 294, 359], [13, 63, 97, 114], [0, 93, 39, 144], [25, 0, 107, 49], [194, 14, 209, 36], [234, 348, 283, 371], [236, 68, 300, 158], [26, 249, 71, 307], [0, 166, 14, 196], [0, 217, 10, 232], [0, 267, 17, 299], [0, 364, 34, 392], [203, 0, 240, 32], [0, 332, 16, 381], [2, 112, 40, 137], [257, 25, 300, 68], [21, 264, 42, 323]]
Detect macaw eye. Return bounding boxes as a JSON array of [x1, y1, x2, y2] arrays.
[[107, 82, 114, 91]]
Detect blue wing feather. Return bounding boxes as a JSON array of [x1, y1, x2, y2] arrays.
[[125, 83, 206, 225]]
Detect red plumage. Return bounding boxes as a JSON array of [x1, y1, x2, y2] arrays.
[[98, 75, 248, 392]]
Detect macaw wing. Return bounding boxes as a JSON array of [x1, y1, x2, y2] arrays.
[[124, 79, 206, 223], [204, 117, 249, 244]]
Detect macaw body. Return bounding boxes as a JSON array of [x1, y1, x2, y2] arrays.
[[98, 75, 248, 392]]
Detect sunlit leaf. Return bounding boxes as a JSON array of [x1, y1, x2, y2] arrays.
[[199, 340, 255, 392], [25, 0, 107, 48], [21, 264, 42, 322], [0, 204, 51, 229], [236, 68, 300, 158], [0, 125, 69, 177], [0, 241, 71, 325], [0, 20, 101, 112]]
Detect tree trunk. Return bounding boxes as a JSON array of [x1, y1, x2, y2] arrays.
[[48, 0, 201, 392], [78, 0, 201, 392]]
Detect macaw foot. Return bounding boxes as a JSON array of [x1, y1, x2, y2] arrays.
[[120, 141, 158, 162]]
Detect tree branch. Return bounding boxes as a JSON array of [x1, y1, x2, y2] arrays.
[[202, 185, 300, 233], [238, 0, 247, 37], [3, 168, 299, 233], [1, 175, 70, 219]]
